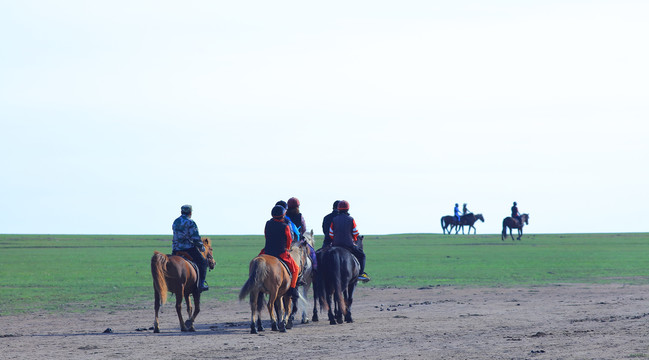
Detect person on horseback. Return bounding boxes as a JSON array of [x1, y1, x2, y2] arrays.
[[511, 202, 522, 224], [276, 200, 300, 242], [261, 205, 300, 300], [172, 205, 209, 292], [454, 203, 462, 224], [286, 197, 307, 240], [463, 203, 471, 216], [321, 200, 340, 249], [329, 200, 370, 282]]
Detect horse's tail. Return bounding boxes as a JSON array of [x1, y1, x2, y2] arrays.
[[501, 219, 507, 240], [239, 257, 267, 301], [151, 251, 168, 305], [328, 252, 347, 316], [441, 217, 446, 234]]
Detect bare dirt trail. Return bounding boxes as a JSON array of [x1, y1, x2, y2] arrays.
[[2, 284, 648, 359]]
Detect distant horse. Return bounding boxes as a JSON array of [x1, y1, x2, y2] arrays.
[[458, 213, 485, 234], [318, 236, 363, 325], [151, 238, 215, 333], [239, 250, 299, 334], [502, 213, 530, 241], [288, 229, 315, 327], [441, 215, 460, 234]]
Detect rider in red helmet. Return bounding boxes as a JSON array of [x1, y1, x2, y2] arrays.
[[329, 200, 370, 282]]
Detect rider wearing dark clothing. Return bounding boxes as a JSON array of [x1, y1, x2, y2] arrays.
[[286, 197, 307, 239], [511, 202, 522, 224], [261, 205, 300, 299], [328, 200, 370, 282], [321, 200, 340, 249]]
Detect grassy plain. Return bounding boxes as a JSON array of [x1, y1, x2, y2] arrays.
[[1, 233, 648, 315]]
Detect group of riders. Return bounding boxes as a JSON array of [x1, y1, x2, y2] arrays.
[[453, 202, 522, 223], [171, 198, 370, 301]]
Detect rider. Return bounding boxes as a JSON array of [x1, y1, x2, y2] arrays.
[[463, 203, 472, 216], [511, 202, 522, 224], [276, 200, 300, 242], [286, 197, 307, 240], [454, 203, 462, 224], [321, 200, 340, 249], [329, 200, 370, 282], [261, 205, 300, 301], [172, 205, 209, 292]]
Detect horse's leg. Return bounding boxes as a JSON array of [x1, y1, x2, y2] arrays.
[[326, 289, 336, 325], [301, 283, 310, 324], [344, 283, 356, 323], [185, 291, 199, 332], [248, 291, 259, 334], [153, 290, 161, 333], [517, 228, 523, 241], [256, 292, 265, 332], [175, 289, 188, 332], [510, 227, 515, 241], [268, 291, 279, 331], [276, 296, 287, 332]]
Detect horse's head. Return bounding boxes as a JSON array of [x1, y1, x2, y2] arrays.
[[303, 229, 315, 248], [202, 238, 216, 270], [522, 214, 529, 225], [476, 214, 485, 222]]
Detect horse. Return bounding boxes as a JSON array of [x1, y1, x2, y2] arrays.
[[317, 236, 363, 325], [441, 215, 460, 234], [287, 229, 315, 327], [458, 213, 485, 234], [150, 238, 215, 333], [502, 213, 530, 241], [239, 248, 302, 334]]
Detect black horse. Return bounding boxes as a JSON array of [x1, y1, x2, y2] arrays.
[[317, 236, 363, 325], [458, 213, 485, 234], [502, 213, 529, 241], [441, 215, 460, 234]]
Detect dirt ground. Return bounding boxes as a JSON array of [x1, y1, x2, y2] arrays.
[[1, 283, 648, 359]]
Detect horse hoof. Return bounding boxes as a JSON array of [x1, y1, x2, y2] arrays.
[[285, 320, 293, 329], [188, 327, 196, 332], [181, 327, 188, 332], [312, 315, 319, 322], [153, 328, 160, 333], [250, 328, 258, 334], [271, 323, 279, 331], [301, 319, 309, 324]]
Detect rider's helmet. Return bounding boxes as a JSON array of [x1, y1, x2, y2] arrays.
[[337, 200, 350, 211], [332, 200, 340, 210], [287, 197, 300, 209], [272, 205, 286, 218], [275, 200, 288, 209]]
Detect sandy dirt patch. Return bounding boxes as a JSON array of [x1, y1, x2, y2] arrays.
[[2, 284, 648, 359]]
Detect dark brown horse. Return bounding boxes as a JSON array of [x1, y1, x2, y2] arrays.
[[239, 249, 301, 334], [151, 238, 215, 333], [458, 213, 485, 234], [441, 215, 460, 234], [318, 236, 363, 325], [502, 214, 529, 241]]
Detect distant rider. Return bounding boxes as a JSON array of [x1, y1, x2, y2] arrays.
[[329, 200, 370, 282], [172, 205, 209, 292], [260, 205, 300, 301], [454, 203, 462, 224], [463, 203, 472, 216], [511, 202, 522, 224]]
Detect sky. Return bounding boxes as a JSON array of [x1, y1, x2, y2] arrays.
[[1, 1, 647, 236]]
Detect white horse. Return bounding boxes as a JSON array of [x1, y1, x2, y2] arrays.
[[287, 229, 315, 327]]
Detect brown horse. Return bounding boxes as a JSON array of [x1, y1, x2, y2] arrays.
[[458, 213, 485, 234], [150, 238, 215, 333], [239, 250, 299, 334], [502, 214, 530, 241]]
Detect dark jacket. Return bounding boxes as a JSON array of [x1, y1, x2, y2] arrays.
[[329, 212, 359, 248], [286, 209, 306, 237], [264, 218, 292, 257], [321, 210, 339, 245]]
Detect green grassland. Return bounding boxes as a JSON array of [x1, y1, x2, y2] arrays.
[[1, 233, 648, 315]]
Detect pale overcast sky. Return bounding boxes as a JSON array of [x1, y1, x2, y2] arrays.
[[1, 1, 647, 235]]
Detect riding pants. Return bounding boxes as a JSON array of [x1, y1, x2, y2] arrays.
[[340, 245, 366, 274]]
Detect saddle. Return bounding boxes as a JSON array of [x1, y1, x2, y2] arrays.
[[171, 251, 201, 290]]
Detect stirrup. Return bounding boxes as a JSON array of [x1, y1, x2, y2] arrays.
[[358, 273, 371, 282]]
